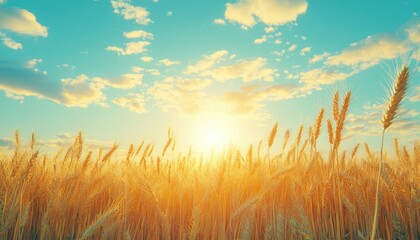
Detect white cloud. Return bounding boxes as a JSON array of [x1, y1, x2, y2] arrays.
[[105, 41, 150, 55], [220, 84, 301, 115], [204, 57, 276, 82], [214, 18, 226, 25], [184, 50, 228, 75], [123, 30, 153, 39], [131, 66, 144, 73], [406, 21, 420, 43], [61, 75, 107, 107], [347, 103, 420, 136], [0, 61, 152, 108], [254, 35, 267, 44], [309, 52, 329, 63], [111, 0, 151, 25], [159, 59, 180, 66], [185, 50, 277, 83], [274, 39, 282, 44], [167, 11, 173, 16], [1, 34, 22, 50], [299, 46, 311, 56], [148, 77, 211, 114], [264, 26, 275, 33], [0, 0, 7, 5], [57, 63, 75, 71], [410, 86, 420, 102], [288, 44, 297, 52], [299, 68, 355, 88], [94, 73, 143, 89], [113, 93, 147, 113], [0, 7, 48, 36], [141, 56, 153, 62], [146, 69, 160, 76], [174, 78, 212, 91], [26, 58, 42, 69], [326, 34, 410, 70], [224, 0, 308, 27]]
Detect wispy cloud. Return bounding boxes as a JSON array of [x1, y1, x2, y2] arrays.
[[141, 56, 153, 62], [111, 0, 151, 25], [347, 103, 420, 136], [299, 46, 311, 56], [220, 84, 301, 116], [113, 93, 147, 113], [94, 73, 143, 89], [213, 18, 226, 25], [203, 57, 277, 82], [105, 41, 150, 55], [224, 0, 308, 27], [254, 35, 267, 44], [57, 63, 76, 71], [405, 21, 420, 43], [288, 44, 297, 51], [326, 34, 410, 70], [299, 68, 355, 89], [0, 32, 22, 50], [0, 61, 146, 107], [148, 77, 212, 115], [184, 50, 229, 75], [410, 85, 420, 102], [309, 52, 329, 63], [159, 59, 180, 66], [184, 50, 277, 83], [0, 7, 48, 36], [123, 30, 153, 39]]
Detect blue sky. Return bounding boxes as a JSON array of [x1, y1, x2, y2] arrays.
[[0, 0, 419, 153]]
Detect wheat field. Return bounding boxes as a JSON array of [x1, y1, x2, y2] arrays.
[[0, 73, 419, 239]]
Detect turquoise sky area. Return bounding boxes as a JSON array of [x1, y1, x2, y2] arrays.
[[0, 0, 419, 153]]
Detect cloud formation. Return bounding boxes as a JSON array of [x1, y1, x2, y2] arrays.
[[148, 77, 211, 114], [213, 18, 226, 25], [141, 56, 153, 62], [0, 32, 22, 49], [113, 93, 147, 113], [0, 61, 107, 107], [224, 0, 308, 27], [94, 73, 143, 89], [0, 61, 146, 108], [299, 68, 355, 89], [220, 84, 301, 115], [0, 7, 48, 36], [123, 30, 153, 39], [326, 34, 410, 70], [184, 50, 229, 75], [410, 86, 420, 102], [106, 41, 150, 55], [204, 57, 276, 82], [159, 59, 180, 66], [347, 103, 420, 136], [111, 0, 151, 25], [184, 50, 277, 82]]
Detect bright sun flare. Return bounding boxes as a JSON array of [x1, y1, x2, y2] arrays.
[[192, 117, 232, 151], [202, 125, 229, 149]]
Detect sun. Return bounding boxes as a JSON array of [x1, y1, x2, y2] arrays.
[[192, 116, 232, 151], [201, 124, 229, 150]]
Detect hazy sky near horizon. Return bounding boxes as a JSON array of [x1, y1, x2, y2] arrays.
[[0, 0, 419, 152]]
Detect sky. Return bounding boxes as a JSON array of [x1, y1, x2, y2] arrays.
[[0, 0, 419, 154]]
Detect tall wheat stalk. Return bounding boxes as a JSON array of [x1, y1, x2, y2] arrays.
[[371, 65, 409, 240]]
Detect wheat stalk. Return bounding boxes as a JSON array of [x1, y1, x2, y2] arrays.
[[371, 65, 409, 240]]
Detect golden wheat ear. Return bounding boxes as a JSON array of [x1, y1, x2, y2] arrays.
[[381, 65, 409, 130], [371, 65, 410, 240]]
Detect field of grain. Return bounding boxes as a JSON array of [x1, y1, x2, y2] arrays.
[[0, 67, 419, 239]]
